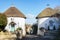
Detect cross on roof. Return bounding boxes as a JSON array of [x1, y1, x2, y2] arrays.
[[11, 0, 15, 7], [47, 4, 50, 7]]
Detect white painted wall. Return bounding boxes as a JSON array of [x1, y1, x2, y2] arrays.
[[5, 17, 26, 36], [37, 17, 59, 35]]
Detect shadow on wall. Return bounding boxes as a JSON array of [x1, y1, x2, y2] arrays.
[[38, 17, 59, 30]]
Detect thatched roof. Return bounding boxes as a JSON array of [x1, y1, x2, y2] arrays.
[[36, 8, 55, 19], [52, 8, 60, 17], [4, 7, 26, 18]]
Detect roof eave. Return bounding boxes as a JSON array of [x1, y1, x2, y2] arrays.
[[36, 16, 54, 19]]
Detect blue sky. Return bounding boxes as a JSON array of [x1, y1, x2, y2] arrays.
[[0, 0, 60, 24]]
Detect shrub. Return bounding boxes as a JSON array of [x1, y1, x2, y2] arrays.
[[39, 27, 45, 31], [0, 13, 7, 31], [16, 27, 22, 30]]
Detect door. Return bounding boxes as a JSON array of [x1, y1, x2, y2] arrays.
[[11, 25, 15, 32], [10, 21, 16, 32]]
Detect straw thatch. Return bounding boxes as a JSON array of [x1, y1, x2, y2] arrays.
[[4, 7, 26, 18], [36, 8, 55, 19]]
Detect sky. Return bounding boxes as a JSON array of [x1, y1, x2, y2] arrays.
[[0, 0, 60, 25]]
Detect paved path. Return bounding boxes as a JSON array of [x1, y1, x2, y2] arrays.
[[22, 35, 52, 40], [2, 35, 52, 40], [21, 30, 56, 40], [1, 30, 57, 40]]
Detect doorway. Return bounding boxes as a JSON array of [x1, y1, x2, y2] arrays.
[[32, 24, 38, 35], [9, 21, 16, 32]]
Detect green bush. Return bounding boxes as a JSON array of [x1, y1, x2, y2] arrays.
[[0, 13, 7, 31], [39, 27, 45, 31], [16, 27, 22, 30]]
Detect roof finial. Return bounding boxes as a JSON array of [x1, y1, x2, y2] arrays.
[[11, 0, 14, 7], [47, 4, 50, 7]]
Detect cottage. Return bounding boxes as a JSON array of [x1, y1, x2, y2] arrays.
[[36, 7, 59, 35], [4, 6, 26, 36]]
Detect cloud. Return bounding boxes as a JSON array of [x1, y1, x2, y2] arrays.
[[26, 14, 37, 24], [26, 14, 36, 19]]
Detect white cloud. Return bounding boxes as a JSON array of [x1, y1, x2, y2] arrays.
[[26, 14, 36, 19], [26, 14, 37, 25]]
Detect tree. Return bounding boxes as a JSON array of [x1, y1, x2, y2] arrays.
[[0, 13, 7, 31]]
